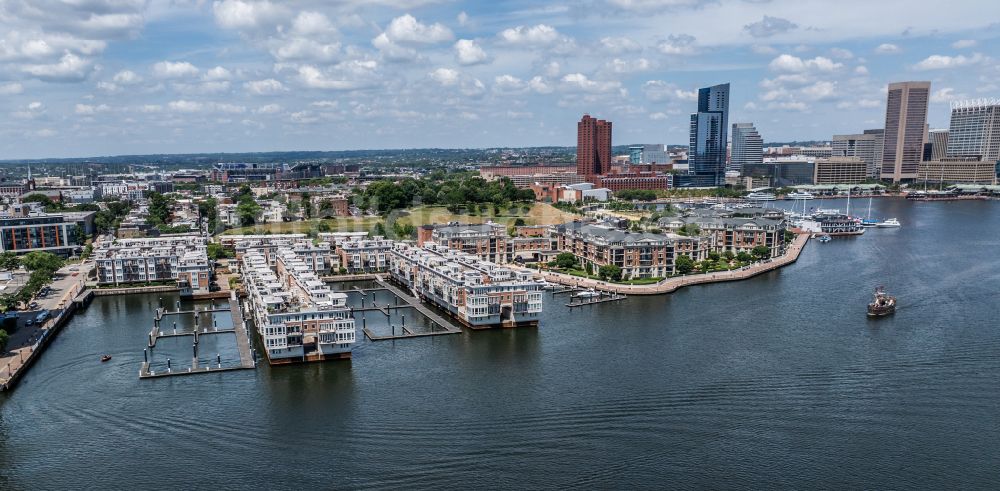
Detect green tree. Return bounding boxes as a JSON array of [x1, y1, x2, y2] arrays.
[[0, 252, 20, 271], [20, 251, 64, 273], [708, 251, 721, 262], [237, 199, 261, 226], [598, 264, 622, 281], [22, 193, 55, 207], [0, 329, 8, 353], [147, 191, 173, 226], [675, 255, 694, 274], [553, 252, 578, 270], [513, 217, 526, 227], [752, 245, 771, 260], [737, 251, 753, 262], [723, 250, 736, 261]]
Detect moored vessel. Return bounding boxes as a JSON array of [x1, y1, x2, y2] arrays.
[[878, 218, 901, 228]]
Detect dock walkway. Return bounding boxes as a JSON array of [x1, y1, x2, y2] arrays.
[[358, 276, 463, 341], [140, 291, 254, 379]]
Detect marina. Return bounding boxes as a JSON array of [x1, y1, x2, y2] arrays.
[[3, 199, 1000, 489]]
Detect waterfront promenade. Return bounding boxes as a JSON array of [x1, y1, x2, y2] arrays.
[[536, 233, 809, 295], [0, 263, 91, 391]]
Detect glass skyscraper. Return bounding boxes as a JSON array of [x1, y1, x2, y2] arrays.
[[688, 83, 730, 187]]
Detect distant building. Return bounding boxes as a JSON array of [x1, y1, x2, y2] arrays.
[[925, 129, 950, 161], [689, 83, 730, 187], [813, 157, 868, 185], [599, 174, 673, 191], [0, 212, 93, 256], [833, 132, 882, 179], [551, 221, 707, 279], [743, 156, 816, 187], [730, 123, 763, 173], [918, 157, 998, 185], [577, 114, 613, 183], [881, 81, 931, 182], [946, 99, 1000, 161]]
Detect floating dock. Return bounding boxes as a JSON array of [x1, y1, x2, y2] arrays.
[[354, 277, 463, 341], [139, 292, 255, 379], [566, 292, 627, 308]]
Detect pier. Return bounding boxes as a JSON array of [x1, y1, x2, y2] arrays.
[[566, 292, 627, 307], [355, 276, 463, 341], [139, 291, 255, 379]]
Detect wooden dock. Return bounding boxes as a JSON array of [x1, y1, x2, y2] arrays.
[[566, 293, 627, 308], [140, 291, 255, 379], [358, 277, 463, 341]]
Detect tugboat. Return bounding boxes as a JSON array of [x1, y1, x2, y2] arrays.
[[100, 354, 112, 362], [867, 287, 896, 317]]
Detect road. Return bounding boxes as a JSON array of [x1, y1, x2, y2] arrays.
[[0, 261, 93, 386]]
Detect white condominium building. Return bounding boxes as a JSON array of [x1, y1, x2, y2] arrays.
[[388, 242, 543, 329]]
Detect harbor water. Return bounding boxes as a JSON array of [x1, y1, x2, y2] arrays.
[[2, 199, 999, 489]]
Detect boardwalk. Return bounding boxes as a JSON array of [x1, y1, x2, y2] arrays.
[[538, 233, 810, 296]]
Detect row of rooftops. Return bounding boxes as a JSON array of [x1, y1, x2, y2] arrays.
[[93, 234, 208, 262], [391, 241, 536, 287]]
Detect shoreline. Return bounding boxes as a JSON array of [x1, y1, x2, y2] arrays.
[[535, 233, 809, 296]]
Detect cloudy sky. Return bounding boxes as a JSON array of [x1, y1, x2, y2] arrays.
[[1, 0, 998, 159]]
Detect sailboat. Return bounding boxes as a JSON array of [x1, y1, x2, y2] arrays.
[[861, 196, 879, 227]]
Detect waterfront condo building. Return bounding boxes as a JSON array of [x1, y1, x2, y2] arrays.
[[659, 210, 787, 259], [0, 211, 95, 256], [332, 235, 393, 273], [577, 114, 613, 184], [241, 247, 355, 363], [551, 222, 708, 279], [881, 81, 930, 182], [417, 222, 509, 264], [387, 242, 543, 329], [946, 99, 1000, 162], [93, 235, 211, 295], [689, 83, 731, 187]]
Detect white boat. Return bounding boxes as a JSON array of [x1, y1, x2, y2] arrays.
[[878, 218, 901, 228], [786, 191, 815, 200], [746, 192, 776, 201], [573, 289, 600, 298]]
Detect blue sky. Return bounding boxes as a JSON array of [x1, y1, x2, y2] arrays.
[[1, 0, 998, 159]]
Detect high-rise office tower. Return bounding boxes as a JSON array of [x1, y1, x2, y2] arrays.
[[833, 131, 881, 178], [925, 129, 949, 161], [730, 123, 762, 173], [689, 83, 730, 186], [577, 114, 612, 183], [865, 129, 884, 179], [881, 81, 930, 182], [946, 100, 1000, 161]]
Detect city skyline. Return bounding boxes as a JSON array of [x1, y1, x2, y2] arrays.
[[0, 0, 999, 159]]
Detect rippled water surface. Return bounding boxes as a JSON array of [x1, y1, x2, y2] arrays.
[[2, 199, 999, 489]]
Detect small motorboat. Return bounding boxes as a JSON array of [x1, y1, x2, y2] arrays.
[[573, 289, 601, 299], [816, 234, 832, 243], [867, 287, 896, 317], [878, 218, 901, 228], [100, 354, 112, 362]]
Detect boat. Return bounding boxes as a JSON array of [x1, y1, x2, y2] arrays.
[[816, 234, 831, 243], [786, 191, 815, 200], [867, 287, 896, 317], [573, 289, 600, 299], [746, 192, 776, 202], [101, 354, 112, 362], [861, 197, 880, 227], [878, 218, 901, 228]]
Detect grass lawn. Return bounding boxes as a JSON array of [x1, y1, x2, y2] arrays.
[[392, 203, 578, 228], [219, 217, 383, 236], [218, 203, 578, 238]]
